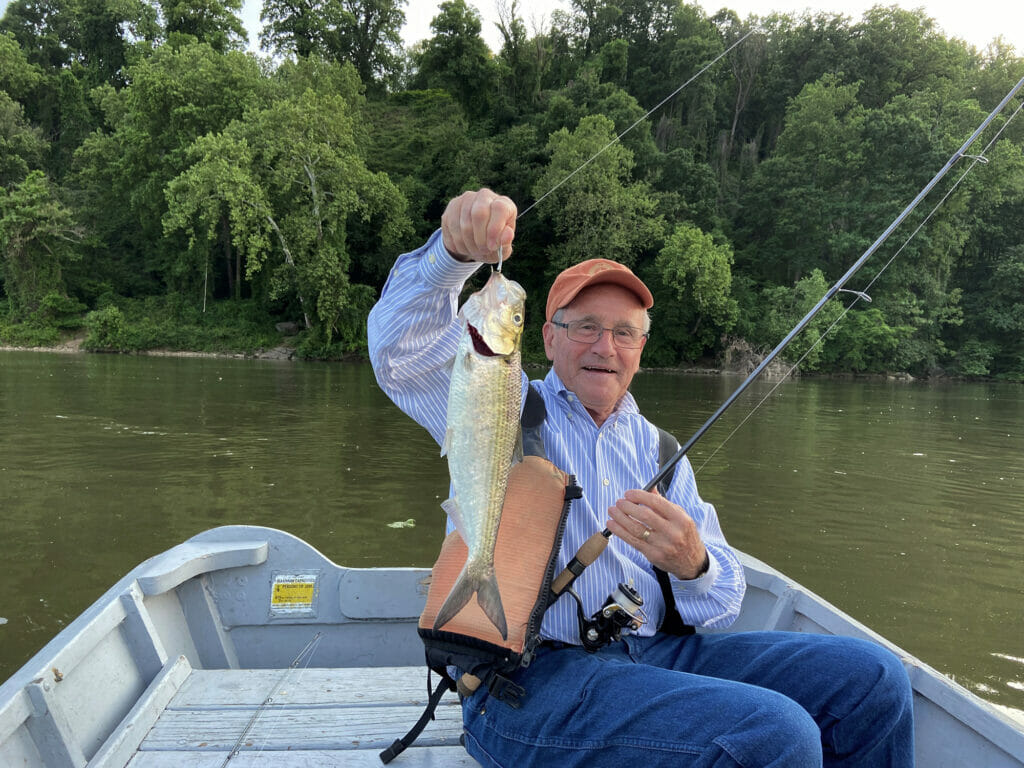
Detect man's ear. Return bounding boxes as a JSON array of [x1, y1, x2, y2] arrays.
[[541, 322, 555, 361]]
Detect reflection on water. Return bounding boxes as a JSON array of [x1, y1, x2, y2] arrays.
[[1, 352, 1022, 713]]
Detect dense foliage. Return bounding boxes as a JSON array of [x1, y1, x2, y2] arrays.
[[1, 0, 1023, 377]]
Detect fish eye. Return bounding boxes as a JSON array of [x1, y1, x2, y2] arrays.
[[512, 313, 523, 325]]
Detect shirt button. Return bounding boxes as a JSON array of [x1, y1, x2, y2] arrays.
[[603, 478, 610, 486], [428, 254, 436, 264]]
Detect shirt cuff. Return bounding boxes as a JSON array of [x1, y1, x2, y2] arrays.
[[420, 229, 483, 289], [669, 551, 720, 598]]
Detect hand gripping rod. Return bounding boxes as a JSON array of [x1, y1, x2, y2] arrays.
[[550, 74, 1024, 599]]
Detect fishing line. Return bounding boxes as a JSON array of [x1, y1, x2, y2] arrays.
[[690, 96, 1024, 476], [220, 631, 323, 766], [517, 29, 756, 221], [549, 73, 1024, 599]]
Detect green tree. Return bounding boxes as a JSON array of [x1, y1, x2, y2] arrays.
[[75, 0, 160, 87], [165, 86, 411, 345], [750, 11, 857, 153], [162, 133, 270, 306], [0, 170, 81, 318], [0, 93, 46, 186], [532, 65, 658, 179], [362, 88, 481, 251], [158, 0, 248, 52], [0, 0, 76, 70], [70, 42, 266, 293], [532, 114, 662, 276], [848, 6, 972, 109], [0, 30, 42, 98], [565, 0, 622, 59], [331, 0, 406, 90], [952, 137, 1024, 378], [411, 0, 496, 120], [819, 307, 909, 373], [259, 0, 343, 59], [737, 75, 870, 285], [494, 0, 548, 112], [743, 269, 844, 371], [650, 222, 738, 362]]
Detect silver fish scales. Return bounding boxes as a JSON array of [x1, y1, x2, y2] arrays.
[[434, 270, 527, 640]]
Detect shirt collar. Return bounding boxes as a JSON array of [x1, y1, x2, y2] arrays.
[[542, 367, 640, 420]]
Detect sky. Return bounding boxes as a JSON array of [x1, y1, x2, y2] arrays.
[[248, 0, 1021, 56], [0, 0, 1018, 56]]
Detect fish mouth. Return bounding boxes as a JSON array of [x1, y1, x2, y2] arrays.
[[468, 324, 498, 356]]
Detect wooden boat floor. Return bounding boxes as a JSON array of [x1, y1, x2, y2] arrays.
[[127, 666, 474, 767]]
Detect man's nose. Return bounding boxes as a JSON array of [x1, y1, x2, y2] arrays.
[[590, 328, 617, 354]]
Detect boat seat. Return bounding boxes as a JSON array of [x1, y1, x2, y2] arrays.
[[125, 664, 472, 767]]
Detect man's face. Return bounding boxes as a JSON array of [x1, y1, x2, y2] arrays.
[[542, 283, 647, 427]]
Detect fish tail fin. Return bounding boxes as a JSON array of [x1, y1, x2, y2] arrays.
[[433, 565, 508, 642], [476, 566, 508, 641], [433, 568, 475, 633]]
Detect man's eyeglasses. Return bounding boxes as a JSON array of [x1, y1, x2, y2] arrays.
[[551, 320, 648, 349]]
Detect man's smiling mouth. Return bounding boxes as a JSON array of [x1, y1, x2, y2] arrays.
[[583, 365, 616, 374]]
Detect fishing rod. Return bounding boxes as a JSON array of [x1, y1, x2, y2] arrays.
[[550, 73, 1024, 598], [220, 631, 322, 767]]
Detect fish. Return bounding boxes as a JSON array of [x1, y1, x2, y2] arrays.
[[434, 270, 527, 641]]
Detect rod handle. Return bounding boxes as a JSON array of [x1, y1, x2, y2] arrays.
[[457, 674, 481, 696], [550, 531, 610, 596]]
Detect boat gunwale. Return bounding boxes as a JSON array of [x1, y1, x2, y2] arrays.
[[1, 525, 1023, 767]]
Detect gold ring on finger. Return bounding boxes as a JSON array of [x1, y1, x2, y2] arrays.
[[641, 528, 651, 540]]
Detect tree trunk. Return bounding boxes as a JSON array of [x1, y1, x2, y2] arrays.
[[221, 215, 235, 300], [265, 214, 312, 329]]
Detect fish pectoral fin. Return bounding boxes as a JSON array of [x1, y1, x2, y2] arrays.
[[441, 496, 466, 540]]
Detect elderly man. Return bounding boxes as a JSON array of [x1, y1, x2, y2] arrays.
[[368, 188, 914, 768]]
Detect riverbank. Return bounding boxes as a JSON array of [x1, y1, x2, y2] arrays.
[[3, 336, 739, 372], [0, 331, 298, 360], [1, 335, 926, 379]]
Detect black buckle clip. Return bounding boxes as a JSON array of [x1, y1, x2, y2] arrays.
[[487, 674, 526, 708]]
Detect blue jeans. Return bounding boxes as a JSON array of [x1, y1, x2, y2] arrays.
[[461, 631, 914, 767]]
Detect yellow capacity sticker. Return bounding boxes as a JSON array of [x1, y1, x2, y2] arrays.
[[270, 572, 319, 616], [272, 581, 315, 605]]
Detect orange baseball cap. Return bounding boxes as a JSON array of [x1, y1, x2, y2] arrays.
[[545, 259, 654, 322]]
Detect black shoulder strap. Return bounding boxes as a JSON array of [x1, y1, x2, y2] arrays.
[[522, 384, 547, 458], [655, 427, 679, 497], [653, 427, 695, 636], [380, 672, 456, 764]]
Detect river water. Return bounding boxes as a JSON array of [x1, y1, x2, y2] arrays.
[[1, 350, 1022, 714]]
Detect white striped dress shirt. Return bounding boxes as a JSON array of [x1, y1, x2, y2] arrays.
[[368, 230, 746, 643]]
